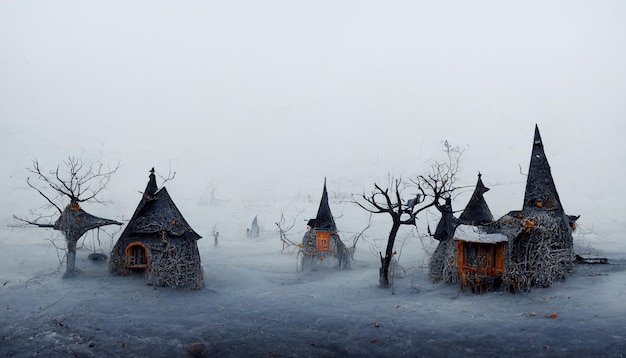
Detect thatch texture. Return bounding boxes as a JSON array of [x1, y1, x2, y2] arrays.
[[299, 179, 350, 271], [458, 173, 494, 226], [429, 238, 459, 283], [109, 169, 204, 289], [54, 204, 121, 239], [429, 198, 459, 281], [308, 178, 337, 232], [501, 125, 575, 291], [493, 210, 575, 292], [430, 125, 578, 292]]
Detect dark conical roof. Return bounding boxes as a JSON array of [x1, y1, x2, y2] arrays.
[[433, 197, 458, 241], [523, 125, 564, 214], [310, 179, 337, 231], [119, 168, 201, 240], [144, 167, 158, 196], [459, 173, 494, 225], [127, 168, 159, 221]]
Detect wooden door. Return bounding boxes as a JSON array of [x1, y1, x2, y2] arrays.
[[317, 232, 330, 251]]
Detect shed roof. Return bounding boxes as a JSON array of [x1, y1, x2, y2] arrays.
[[454, 224, 508, 243]]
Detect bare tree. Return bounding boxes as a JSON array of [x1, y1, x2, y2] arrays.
[[12, 157, 122, 278], [357, 142, 463, 288], [276, 209, 303, 253], [345, 213, 373, 260]]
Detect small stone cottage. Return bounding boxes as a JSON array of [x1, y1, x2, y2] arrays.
[[299, 179, 350, 271], [109, 168, 204, 289]]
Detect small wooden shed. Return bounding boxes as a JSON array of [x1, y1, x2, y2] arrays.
[[455, 225, 507, 293]]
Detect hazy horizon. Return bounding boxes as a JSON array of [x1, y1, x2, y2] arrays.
[[2, 1, 624, 246]]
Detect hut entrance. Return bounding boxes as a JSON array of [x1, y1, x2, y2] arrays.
[[317, 232, 330, 251], [457, 240, 506, 293], [125, 242, 149, 271], [459, 241, 505, 273]]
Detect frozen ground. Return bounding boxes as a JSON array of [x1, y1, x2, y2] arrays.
[[2, 1, 625, 356], [1, 189, 625, 358]]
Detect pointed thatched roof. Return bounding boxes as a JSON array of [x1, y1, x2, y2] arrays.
[[120, 168, 201, 240], [309, 179, 337, 232], [459, 173, 494, 225], [523, 125, 564, 214]]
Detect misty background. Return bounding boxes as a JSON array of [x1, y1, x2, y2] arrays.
[[1, 1, 624, 251]]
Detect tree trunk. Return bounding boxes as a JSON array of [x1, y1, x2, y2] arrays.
[[379, 220, 400, 288], [63, 233, 78, 278]]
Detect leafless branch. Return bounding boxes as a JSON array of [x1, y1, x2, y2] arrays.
[[355, 141, 465, 287], [158, 163, 177, 188], [351, 213, 372, 248], [28, 157, 119, 204], [276, 209, 304, 253], [519, 164, 527, 176], [11, 215, 55, 228], [25, 176, 63, 213], [14, 156, 121, 279]]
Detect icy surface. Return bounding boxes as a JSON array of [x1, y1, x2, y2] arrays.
[[1, 191, 625, 356]]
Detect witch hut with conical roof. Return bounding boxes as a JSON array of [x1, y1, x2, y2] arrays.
[[109, 168, 204, 289], [430, 125, 578, 292], [429, 174, 507, 290], [453, 174, 508, 292], [492, 125, 578, 291], [299, 179, 350, 271]]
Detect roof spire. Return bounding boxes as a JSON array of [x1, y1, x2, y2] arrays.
[[533, 124, 542, 145], [459, 172, 494, 225], [523, 125, 563, 214], [313, 178, 337, 231], [144, 167, 158, 197]]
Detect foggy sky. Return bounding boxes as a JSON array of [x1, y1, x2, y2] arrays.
[[1, 1, 625, 236]]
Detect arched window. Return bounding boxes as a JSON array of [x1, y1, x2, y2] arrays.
[[125, 242, 149, 269]]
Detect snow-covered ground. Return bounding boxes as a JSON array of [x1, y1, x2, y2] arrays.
[[2, 1, 626, 356], [1, 179, 625, 357]]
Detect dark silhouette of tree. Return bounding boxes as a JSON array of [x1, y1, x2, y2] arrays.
[[12, 157, 122, 278], [357, 142, 463, 288]]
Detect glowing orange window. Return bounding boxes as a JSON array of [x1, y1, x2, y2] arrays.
[[317, 232, 330, 251], [125, 242, 149, 269]]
